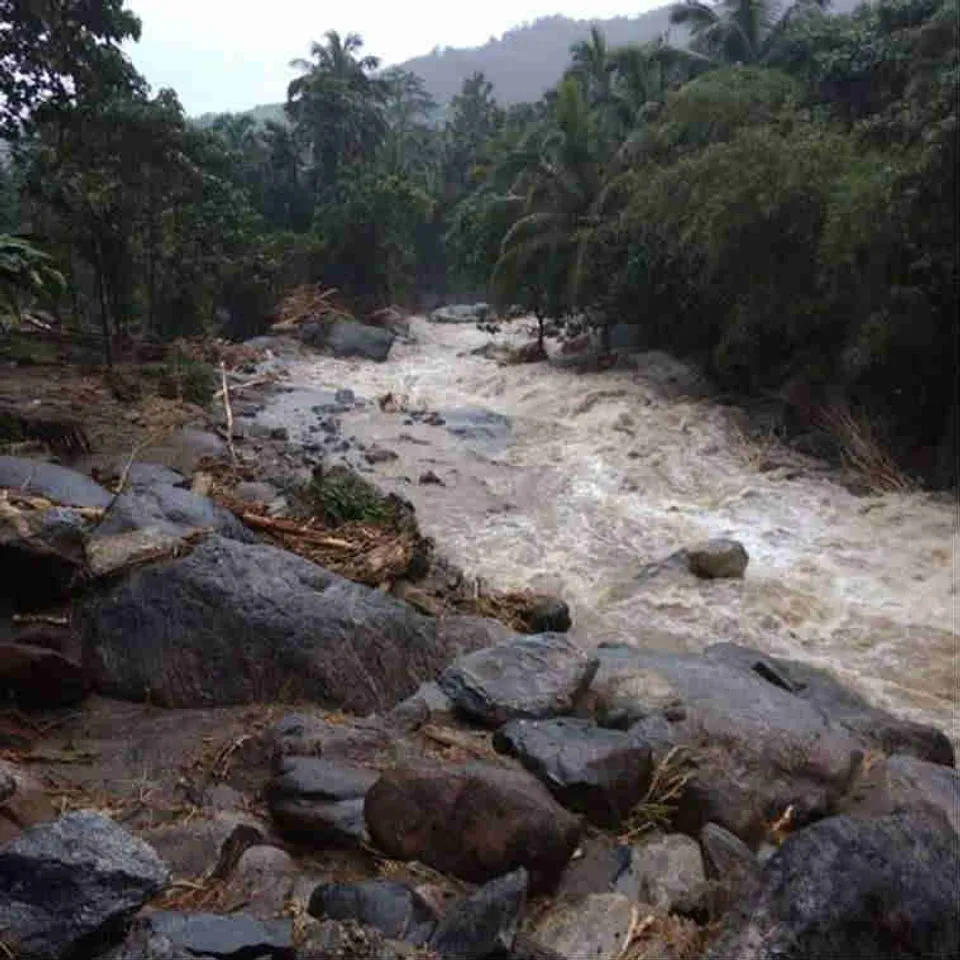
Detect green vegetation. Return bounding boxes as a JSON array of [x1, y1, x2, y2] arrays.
[[0, 0, 955, 485]]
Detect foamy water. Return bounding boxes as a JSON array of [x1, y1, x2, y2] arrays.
[[264, 318, 959, 743]]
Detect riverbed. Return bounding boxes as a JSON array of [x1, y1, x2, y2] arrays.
[[259, 318, 958, 743]]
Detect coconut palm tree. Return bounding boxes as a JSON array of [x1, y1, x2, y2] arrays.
[[669, 0, 830, 65]]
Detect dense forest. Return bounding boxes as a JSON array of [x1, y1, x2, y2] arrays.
[[0, 0, 957, 486]]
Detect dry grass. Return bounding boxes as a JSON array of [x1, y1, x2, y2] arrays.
[[621, 746, 695, 842], [619, 913, 716, 960], [816, 404, 916, 493]]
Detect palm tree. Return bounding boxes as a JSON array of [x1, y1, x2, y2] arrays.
[[568, 26, 615, 106], [491, 78, 601, 339], [287, 31, 387, 190], [669, 0, 830, 65]]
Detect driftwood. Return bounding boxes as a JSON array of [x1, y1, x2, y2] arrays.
[[219, 362, 237, 465]]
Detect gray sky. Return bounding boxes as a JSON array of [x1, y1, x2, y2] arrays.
[[124, 2, 664, 115]]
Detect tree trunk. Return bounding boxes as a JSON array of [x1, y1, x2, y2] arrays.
[[94, 244, 113, 368]]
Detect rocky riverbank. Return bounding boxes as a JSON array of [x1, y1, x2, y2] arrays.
[[1, 316, 957, 958]]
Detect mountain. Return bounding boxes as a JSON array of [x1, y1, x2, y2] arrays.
[[192, 2, 864, 121], [398, 11, 680, 106]]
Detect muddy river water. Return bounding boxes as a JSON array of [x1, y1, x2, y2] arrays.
[[259, 318, 958, 744]]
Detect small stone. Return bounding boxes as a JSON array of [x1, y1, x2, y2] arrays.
[[418, 470, 444, 485], [624, 834, 706, 912], [146, 911, 294, 959], [365, 447, 399, 464], [225, 846, 299, 919], [439, 634, 599, 727], [699, 823, 760, 887], [685, 539, 749, 579], [524, 596, 572, 633], [309, 880, 436, 945], [530, 893, 636, 960], [429, 868, 528, 960], [0, 760, 55, 846]]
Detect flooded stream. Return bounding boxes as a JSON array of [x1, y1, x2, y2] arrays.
[[260, 318, 958, 743]]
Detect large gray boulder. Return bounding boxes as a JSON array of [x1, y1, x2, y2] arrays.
[[0, 455, 112, 508], [589, 645, 864, 845], [439, 634, 598, 727], [710, 814, 960, 959], [96, 483, 255, 542], [707, 642, 954, 765], [76, 536, 477, 712], [0, 811, 170, 960], [144, 912, 294, 960], [493, 717, 652, 827], [302, 319, 395, 362]]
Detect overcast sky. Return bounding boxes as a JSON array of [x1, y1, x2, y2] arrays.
[[124, 2, 664, 115]]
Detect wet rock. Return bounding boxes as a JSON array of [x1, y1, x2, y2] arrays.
[[439, 634, 599, 727], [839, 753, 960, 835], [0, 505, 88, 610], [0, 642, 86, 707], [418, 470, 444, 485], [224, 846, 299, 920], [0, 455, 112, 508], [77, 536, 466, 712], [309, 881, 436, 944], [699, 822, 761, 888], [685, 539, 749, 579], [523, 597, 572, 634], [529, 894, 636, 960], [589, 646, 863, 845], [429, 868, 528, 959], [97, 483, 255, 542], [304, 319, 395, 362], [0, 811, 170, 960], [493, 718, 652, 827], [707, 642, 954, 765], [364, 761, 583, 891], [441, 407, 511, 454], [623, 833, 706, 912], [710, 814, 960, 959], [365, 446, 399, 465], [267, 757, 378, 843], [0, 759, 55, 846], [146, 911, 294, 959]]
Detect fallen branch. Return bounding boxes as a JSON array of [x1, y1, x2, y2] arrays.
[[220, 362, 237, 466], [239, 511, 356, 549]]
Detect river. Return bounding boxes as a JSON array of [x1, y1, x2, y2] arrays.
[[259, 317, 958, 744]]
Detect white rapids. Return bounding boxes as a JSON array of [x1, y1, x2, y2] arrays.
[[264, 317, 959, 744]]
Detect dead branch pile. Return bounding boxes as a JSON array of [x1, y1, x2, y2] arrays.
[[171, 337, 266, 372], [272, 284, 354, 331]]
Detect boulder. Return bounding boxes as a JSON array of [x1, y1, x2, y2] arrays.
[[304, 319, 395, 362], [0, 643, 86, 707], [440, 407, 511, 454], [707, 642, 954, 765], [429, 304, 490, 324], [103, 917, 212, 960], [529, 894, 637, 960], [622, 834, 706, 912], [125, 462, 188, 490], [364, 762, 583, 891], [96, 483, 255, 542], [710, 814, 960, 959], [0, 505, 88, 610], [699, 823, 761, 888], [839, 753, 960, 835], [429, 868, 528, 960], [589, 646, 864, 845], [77, 536, 469, 712], [493, 718, 652, 826], [145, 911, 295, 960], [554, 835, 637, 899], [267, 757, 379, 843], [0, 811, 170, 960], [439, 634, 599, 727], [309, 881, 436, 945], [0, 456, 112, 508], [685, 539, 749, 579], [0, 759, 55, 846]]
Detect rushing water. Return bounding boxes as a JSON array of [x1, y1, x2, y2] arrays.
[[262, 318, 959, 743]]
